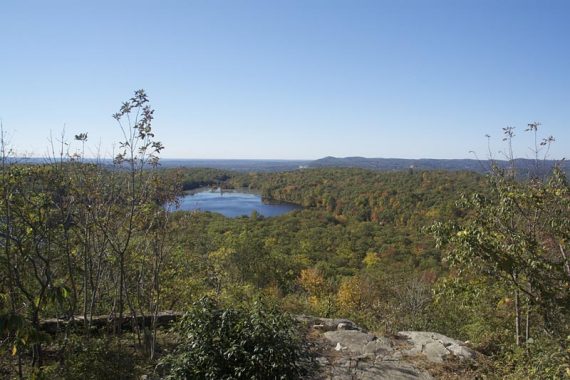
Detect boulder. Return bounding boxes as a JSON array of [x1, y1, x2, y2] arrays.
[[297, 315, 360, 332], [324, 330, 393, 357], [303, 317, 479, 379], [318, 327, 433, 379], [398, 331, 478, 363]]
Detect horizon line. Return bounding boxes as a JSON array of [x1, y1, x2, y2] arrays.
[[13, 155, 567, 162]]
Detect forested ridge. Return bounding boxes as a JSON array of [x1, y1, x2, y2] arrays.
[[1, 93, 568, 379]]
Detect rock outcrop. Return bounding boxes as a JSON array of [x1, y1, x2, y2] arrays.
[[398, 331, 478, 363], [303, 317, 479, 380]]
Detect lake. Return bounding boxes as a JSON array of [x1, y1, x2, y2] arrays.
[[175, 189, 301, 218]]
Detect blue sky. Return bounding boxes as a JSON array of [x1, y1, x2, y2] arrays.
[[1, 0, 568, 159]]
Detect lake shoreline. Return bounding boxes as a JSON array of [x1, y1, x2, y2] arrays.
[[177, 188, 302, 218]]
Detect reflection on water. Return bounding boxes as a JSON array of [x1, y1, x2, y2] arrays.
[[175, 189, 301, 218]]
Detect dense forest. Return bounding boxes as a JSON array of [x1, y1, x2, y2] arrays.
[[1, 93, 568, 379]]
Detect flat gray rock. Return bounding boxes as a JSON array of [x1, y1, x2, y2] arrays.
[[312, 359, 433, 380], [315, 328, 433, 379], [297, 315, 360, 331], [324, 330, 393, 356], [398, 331, 478, 363], [303, 317, 479, 379]]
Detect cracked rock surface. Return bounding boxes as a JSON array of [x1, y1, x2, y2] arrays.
[[302, 317, 479, 380], [398, 331, 478, 363]]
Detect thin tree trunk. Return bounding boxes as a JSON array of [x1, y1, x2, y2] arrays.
[[525, 284, 532, 347], [514, 288, 521, 346], [118, 252, 124, 334], [83, 228, 89, 336], [525, 300, 530, 344]]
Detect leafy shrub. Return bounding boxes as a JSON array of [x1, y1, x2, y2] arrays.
[[159, 297, 310, 379], [493, 338, 570, 380]]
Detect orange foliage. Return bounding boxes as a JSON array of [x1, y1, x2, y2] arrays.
[[298, 268, 325, 296]]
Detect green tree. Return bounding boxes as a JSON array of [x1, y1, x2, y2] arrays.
[[430, 126, 569, 375]]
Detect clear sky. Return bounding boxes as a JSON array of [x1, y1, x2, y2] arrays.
[[1, 0, 569, 160]]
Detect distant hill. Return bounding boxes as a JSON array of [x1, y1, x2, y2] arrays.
[[160, 159, 310, 172], [13, 158, 311, 172], [308, 156, 569, 175], [14, 156, 568, 174]]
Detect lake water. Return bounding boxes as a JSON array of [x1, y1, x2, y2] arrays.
[[176, 189, 301, 218]]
